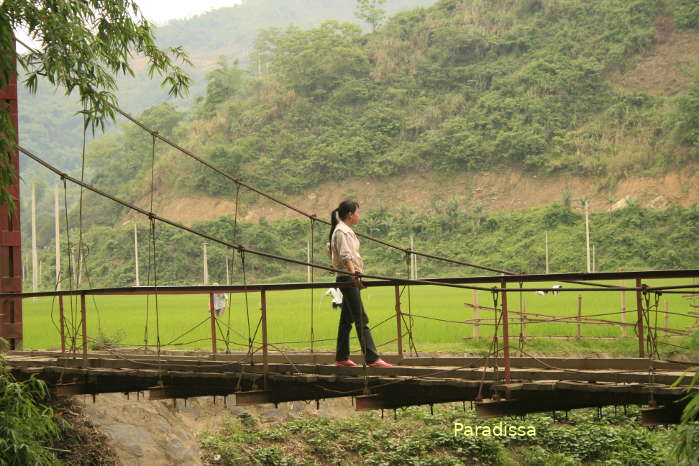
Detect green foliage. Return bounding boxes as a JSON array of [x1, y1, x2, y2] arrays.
[[0, 356, 61, 465], [0, 0, 191, 212], [671, 0, 699, 29], [355, 0, 387, 32], [255, 21, 368, 100], [89, 328, 126, 350], [35, 202, 699, 287], [671, 330, 699, 465], [672, 76, 699, 156], [57, 0, 699, 203], [200, 58, 247, 116], [201, 405, 672, 465]]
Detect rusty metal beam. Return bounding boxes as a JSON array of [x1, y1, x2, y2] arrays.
[[10, 351, 693, 372], [641, 404, 687, 426], [475, 389, 656, 418], [355, 385, 482, 411], [149, 383, 237, 400], [2, 270, 699, 300]]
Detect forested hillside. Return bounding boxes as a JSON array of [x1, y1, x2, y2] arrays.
[[18, 0, 435, 180], [20, 0, 699, 287], [78, 0, 699, 212], [31, 200, 699, 287]]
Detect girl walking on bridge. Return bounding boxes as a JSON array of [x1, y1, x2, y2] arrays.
[[328, 200, 393, 368]]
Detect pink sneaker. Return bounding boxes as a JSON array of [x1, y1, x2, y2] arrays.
[[368, 359, 394, 367], [335, 360, 359, 367]]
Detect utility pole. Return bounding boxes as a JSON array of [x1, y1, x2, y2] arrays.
[[54, 185, 61, 290], [31, 184, 38, 297], [410, 234, 417, 280], [133, 224, 140, 286], [203, 242, 209, 285], [584, 199, 591, 273], [545, 231, 549, 274]]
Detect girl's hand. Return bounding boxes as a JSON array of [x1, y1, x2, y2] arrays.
[[353, 272, 366, 289]]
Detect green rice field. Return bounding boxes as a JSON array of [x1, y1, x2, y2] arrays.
[[20, 279, 699, 358]]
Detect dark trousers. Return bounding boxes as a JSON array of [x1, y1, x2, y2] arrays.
[[335, 275, 380, 364]]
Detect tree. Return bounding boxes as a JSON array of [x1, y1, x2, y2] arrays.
[[672, 332, 699, 464], [354, 0, 387, 32], [0, 0, 192, 209], [203, 57, 246, 112]]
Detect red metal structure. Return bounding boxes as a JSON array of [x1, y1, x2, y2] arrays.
[[0, 40, 22, 349]]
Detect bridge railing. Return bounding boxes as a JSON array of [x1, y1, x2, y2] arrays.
[[3, 269, 698, 385]]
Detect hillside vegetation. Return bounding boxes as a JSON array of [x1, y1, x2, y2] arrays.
[[20, 0, 699, 287], [17, 0, 434, 178], [29, 200, 698, 288], [75, 0, 699, 215]]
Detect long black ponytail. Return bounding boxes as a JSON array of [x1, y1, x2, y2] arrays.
[[328, 199, 359, 243]]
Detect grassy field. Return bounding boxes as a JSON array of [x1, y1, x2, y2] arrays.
[[20, 279, 698, 358]]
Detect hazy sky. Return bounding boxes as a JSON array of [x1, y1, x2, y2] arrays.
[[15, 0, 243, 49], [136, 0, 243, 25]]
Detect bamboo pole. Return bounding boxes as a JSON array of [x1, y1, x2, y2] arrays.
[[54, 185, 61, 291], [635, 278, 645, 358], [395, 285, 403, 359], [576, 295, 582, 340], [261, 290, 268, 389], [620, 279, 627, 337], [472, 290, 480, 340], [501, 279, 511, 384], [209, 293, 217, 357]]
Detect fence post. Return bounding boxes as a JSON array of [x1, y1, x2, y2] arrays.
[[209, 293, 217, 357], [635, 279, 645, 358], [664, 298, 669, 335], [620, 279, 627, 337], [501, 278, 511, 384], [576, 295, 582, 340], [261, 290, 268, 389], [519, 284, 525, 342], [394, 285, 403, 360], [522, 298, 527, 340], [472, 290, 480, 340], [80, 293, 87, 368], [58, 295, 65, 353]]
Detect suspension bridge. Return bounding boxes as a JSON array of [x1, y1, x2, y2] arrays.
[[1, 58, 699, 427]]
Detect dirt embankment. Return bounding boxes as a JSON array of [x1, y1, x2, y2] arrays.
[[73, 392, 355, 465], [135, 166, 699, 226]]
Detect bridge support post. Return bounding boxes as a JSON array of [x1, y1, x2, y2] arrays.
[[59, 295, 65, 353], [501, 279, 511, 384], [80, 293, 87, 368], [394, 285, 403, 360], [261, 289, 268, 389], [209, 293, 217, 357], [576, 295, 582, 340], [635, 279, 644, 358], [472, 290, 480, 340], [0, 37, 22, 350], [620, 278, 627, 337]]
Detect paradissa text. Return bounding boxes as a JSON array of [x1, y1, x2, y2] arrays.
[[454, 421, 536, 437]]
